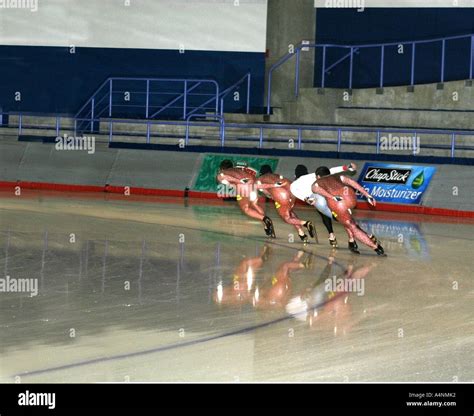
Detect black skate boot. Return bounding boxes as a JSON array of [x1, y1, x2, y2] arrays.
[[262, 216, 276, 238], [374, 243, 386, 256], [329, 237, 338, 248], [299, 233, 309, 244], [348, 240, 360, 254], [304, 221, 318, 243], [303, 221, 315, 238]]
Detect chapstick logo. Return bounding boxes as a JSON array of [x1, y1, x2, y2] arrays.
[[363, 167, 412, 184], [18, 390, 56, 410]]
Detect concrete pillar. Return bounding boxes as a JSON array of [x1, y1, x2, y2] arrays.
[[265, 0, 316, 111]]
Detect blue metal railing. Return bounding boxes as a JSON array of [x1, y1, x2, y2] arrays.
[[185, 114, 225, 147], [0, 112, 73, 137], [109, 119, 474, 159], [74, 74, 252, 134], [267, 33, 474, 114], [74, 77, 220, 133], [3, 111, 473, 159], [219, 72, 251, 117]]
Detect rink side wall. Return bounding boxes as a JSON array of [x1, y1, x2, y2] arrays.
[[0, 141, 472, 216]]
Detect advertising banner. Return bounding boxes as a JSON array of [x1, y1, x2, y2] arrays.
[[193, 154, 279, 192], [357, 163, 436, 204]]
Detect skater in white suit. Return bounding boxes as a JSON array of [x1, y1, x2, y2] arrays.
[[290, 163, 357, 248]]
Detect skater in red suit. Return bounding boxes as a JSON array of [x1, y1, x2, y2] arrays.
[[291, 163, 357, 248], [214, 245, 312, 310], [216, 160, 276, 237], [311, 166, 386, 255], [214, 245, 270, 306], [257, 165, 316, 243]]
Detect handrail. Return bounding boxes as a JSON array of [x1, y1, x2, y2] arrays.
[[74, 77, 221, 130], [219, 72, 251, 116], [74, 74, 252, 130], [324, 47, 359, 73], [181, 73, 251, 118], [185, 113, 225, 146], [149, 81, 202, 119], [101, 117, 474, 158], [5, 111, 473, 159], [266, 33, 474, 115], [318, 33, 473, 49], [185, 94, 220, 119], [75, 78, 111, 118], [7, 111, 474, 136]]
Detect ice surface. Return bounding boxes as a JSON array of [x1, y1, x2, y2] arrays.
[[0, 191, 472, 382]]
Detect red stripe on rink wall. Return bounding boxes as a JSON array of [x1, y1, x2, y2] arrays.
[[0, 181, 219, 201], [0, 180, 473, 218], [104, 185, 185, 198], [0, 181, 105, 193]]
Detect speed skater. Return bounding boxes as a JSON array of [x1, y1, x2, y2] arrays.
[[216, 160, 276, 238], [257, 164, 316, 243], [311, 167, 386, 256]]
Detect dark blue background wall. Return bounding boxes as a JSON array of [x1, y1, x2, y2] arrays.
[[0, 46, 265, 115], [314, 8, 474, 88]]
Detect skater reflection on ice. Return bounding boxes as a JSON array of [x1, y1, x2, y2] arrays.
[[286, 254, 377, 335], [213, 244, 377, 336], [214, 245, 269, 306]]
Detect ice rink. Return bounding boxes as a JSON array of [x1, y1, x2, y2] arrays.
[[0, 190, 473, 382]]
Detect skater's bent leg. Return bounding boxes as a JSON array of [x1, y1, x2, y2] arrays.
[[238, 199, 264, 221], [344, 224, 355, 242], [238, 197, 276, 238], [319, 212, 334, 234], [251, 199, 266, 218], [327, 199, 382, 253], [277, 205, 305, 234], [345, 218, 377, 249], [275, 203, 316, 241]]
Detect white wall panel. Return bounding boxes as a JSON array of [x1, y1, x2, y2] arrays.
[[0, 0, 268, 52]]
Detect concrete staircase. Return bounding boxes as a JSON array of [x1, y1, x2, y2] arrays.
[[2, 81, 474, 159], [271, 79, 474, 130]]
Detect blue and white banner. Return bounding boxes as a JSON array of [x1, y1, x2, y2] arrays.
[[358, 163, 436, 204]]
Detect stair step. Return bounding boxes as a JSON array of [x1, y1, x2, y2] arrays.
[[335, 107, 474, 130], [275, 79, 474, 126]]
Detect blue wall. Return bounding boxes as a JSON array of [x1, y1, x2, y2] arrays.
[[314, 8, 474, 88], [0, 46, 265, 115]]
